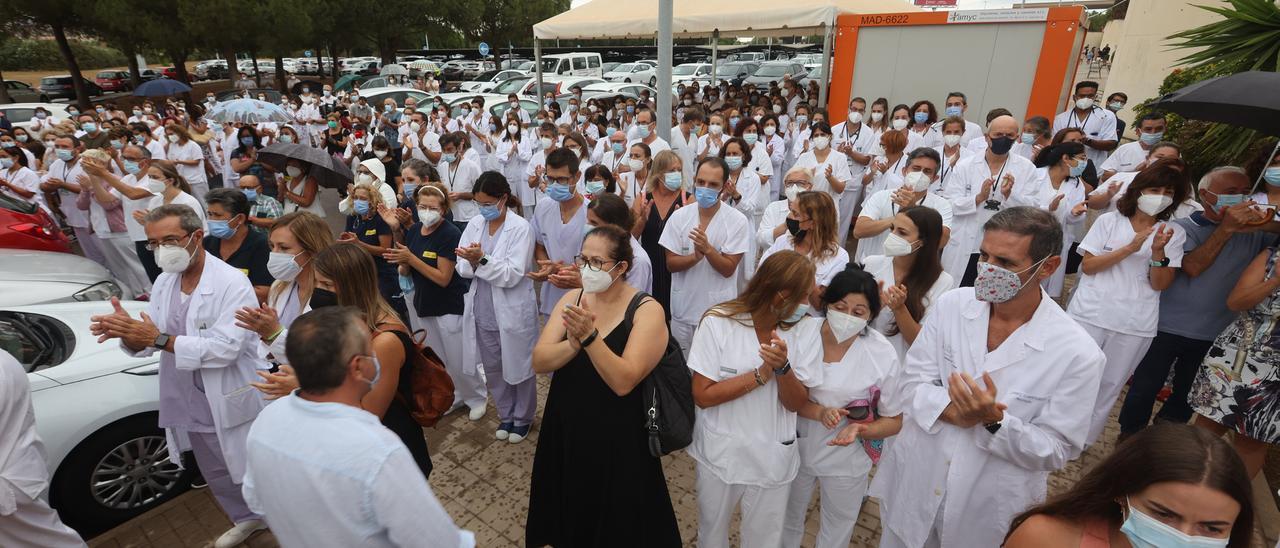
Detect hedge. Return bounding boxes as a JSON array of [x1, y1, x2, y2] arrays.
[[0, 39, 129, 72]]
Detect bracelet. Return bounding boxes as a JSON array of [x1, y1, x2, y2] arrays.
[[754, 368, 766, 386], [264, 326, 284, 343], [579, 329, 599, 348]]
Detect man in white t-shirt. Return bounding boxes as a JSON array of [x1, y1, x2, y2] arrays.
[[854, 148, 954, 261], [1052, 80, 1118, 166], [438, 133, 482, 222], [659, 157, 751, 357], [931, 92, 985, 146], [1099, 112, 1167, 181], [1088, 142, 1183, 213], [670, 108, 703, 184], [628, 108, 671, 157], [400, 111, 442, 165]]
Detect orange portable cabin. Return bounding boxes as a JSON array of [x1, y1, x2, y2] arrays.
[[827, 6, 1087, 122]]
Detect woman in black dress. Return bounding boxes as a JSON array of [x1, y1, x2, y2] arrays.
[[527, 225, 681, 547], [631, 150, 688, 320]]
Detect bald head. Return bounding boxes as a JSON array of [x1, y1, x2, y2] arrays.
[[988, 115, 1018, 135], [237, 174, 262, 193], [985, 115, 1019, 156]]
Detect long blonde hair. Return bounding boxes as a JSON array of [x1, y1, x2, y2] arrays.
[[314, 242, 402, 331], [794, 191, 839, 261], [268, 211, 334, 302], [703, 250, 815, 329], [645, 150, 683, 193]]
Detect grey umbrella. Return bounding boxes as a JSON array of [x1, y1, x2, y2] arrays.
[[256, 142, 354, 189], [380, 63, 409, 77]]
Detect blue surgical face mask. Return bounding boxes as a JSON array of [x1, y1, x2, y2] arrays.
[[1021, 132, 1036, 145], [0, 158, 13, 169], [239, 136, 254, 146], [913, 112, 928, 124], [402, 183, 419, 198], [784, 303, 810, 323], [479, 202, 502, 220], [694, 186, 719, 208], [442, 152, 457, 164], [1265, 167, 1280, 187], [1120, 498, 1229, 548], [611, 142, 624, 154], [122, 159, 141, 174], [279, 134, 294, 144], [637, 124, 651, 139], [1139, 132, 1164, 146], [585, 179, 606, 196], [55, 149, 74, 162], [944, 106, 963, 117], [398, 274, 414, 294], [663, 171, 683, 191], [242, 188, 258, 201], [207, 219, 236, 239], [626, 105, 635, 113], [353, 199, 370, 215], [743, 133, 758, 146], [796, 115, 808, 125], [1207, 190, 1245, 213], [1068, 158, 1088, 178], [729, 116, 741, 128], [547, 182, 573, 202], [724, 156, 743, 171], [82, 122, 98, 133]]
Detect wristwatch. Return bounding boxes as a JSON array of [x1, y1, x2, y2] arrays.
[[153, 333, 171, 350], [478, 255, 490, 266], [984, 420, 1002, 434], [579, 329, 599, 348], [1149, 257, 1170, 268], [773, 360, 792, 376]]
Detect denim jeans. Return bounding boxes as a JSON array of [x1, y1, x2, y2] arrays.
[[1117, 331, 1214, 434]]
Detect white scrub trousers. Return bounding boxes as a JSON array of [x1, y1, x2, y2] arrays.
[[0, 489, 85, 547], [782, 470, 868, 548], [97, 235, 151, 298], [671, 320, 697, 361], [837, 187, 861, 247], [411, 311, 487, 410], [1078, 322, 1154, 446], [695, 461, 790, 548]]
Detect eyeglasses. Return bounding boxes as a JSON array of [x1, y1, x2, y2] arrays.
[[783, 180, 809, 186], [574, 255, 617, 272], [546, 175, 574, 185], [144, 232, 193, 251]]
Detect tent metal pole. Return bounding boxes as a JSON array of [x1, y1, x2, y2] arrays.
[[658, 0, 674, 138], [710, 30, 719, 89], [818, 19, 834, 109], [534, 39, 544, 106]]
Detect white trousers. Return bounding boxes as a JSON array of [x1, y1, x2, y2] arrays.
[[98, 236, 151, 298], [189, 181, 210, 204], [0, 488, 85, 548], [837, 187, 861, 248], [695, 461, 790, 548], [411, 312, 487, 409], [878, 497, 944, 548], [782, 470, 868, 548], [1079, 322, 1154, 446], [72, 225, 105, 265], [671, 319, 696, 361]]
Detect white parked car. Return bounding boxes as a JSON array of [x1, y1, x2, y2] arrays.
[[0, 103, 72, 135], [0, 249, 120, 307], [5, 301, 192, 535], [671, 63, 714, 86], [357, 86, 433, 108], [458, 70, 526, 93], [603, 63, 657, 87]]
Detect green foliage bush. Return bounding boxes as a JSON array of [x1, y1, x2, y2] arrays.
[[0, 39, 128, 72]]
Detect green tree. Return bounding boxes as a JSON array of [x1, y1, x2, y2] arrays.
[[450, 0, 569, 49], [87, 0, 154, 89], [179, 0, 261, 85], [353, 0, 442, 64], [8, 0, 93, 109], [257, 0, 313, 91]]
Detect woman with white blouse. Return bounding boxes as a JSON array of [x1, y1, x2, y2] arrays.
[[933, 117, 973, 194], [781, 265, 903, 548], [907, 100, 942, 150], [616, 142, 651, 207], [861, 206, 955, 363], [164, 124, 209, 202], [760, 114, 788, 200], [761, 191, 849, 313], [1067, 163, 1190, 446], [793, 122, 853, 210], [861, 129, 908, 200], [687, 250, 824, 548], [1029, 142, 1089, 299], [139, 160, 207, 230], [758, 167, 816, 252], [697, 113, 728, 162], [0, 143, 49, 216], [733, 117, 775, 189]]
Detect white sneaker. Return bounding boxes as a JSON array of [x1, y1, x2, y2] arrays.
[[508, 424, 530, 444], [214, 519, 267, 548], [468, 403, 486, 421], [496, 422, 512, 440]]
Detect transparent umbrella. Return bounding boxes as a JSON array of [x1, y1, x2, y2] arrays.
[[380, 64, 409, 77], [204, 99, 293, 124]]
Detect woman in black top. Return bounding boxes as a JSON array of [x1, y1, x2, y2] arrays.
[[311, 243, 433, 478], [630, 149, 687, 320], [323, 113, 349, 156], [341, 183, 406, 320]]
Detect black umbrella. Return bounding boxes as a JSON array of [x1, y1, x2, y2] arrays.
[[256, 142, 353, 189], [1149, 71, 1280, 191]]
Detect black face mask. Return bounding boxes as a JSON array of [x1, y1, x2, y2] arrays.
[[310, 287, 338, 309], [990, 136, 1015, 155], [785, 217, 807, 240]]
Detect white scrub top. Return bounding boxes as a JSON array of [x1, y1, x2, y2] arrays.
[[863, 254, 956, 363], [1067, 210, 1187, 337], [794, 149, 853, 204], [531, 199, 588, 316], [658, 204, 752, 324], [760, 235, 850, 289], [440, 158, 482, 221], [855, 190, 953, 263], [1099, 141, 1149, 175], [1052, 107, 1118, 166]]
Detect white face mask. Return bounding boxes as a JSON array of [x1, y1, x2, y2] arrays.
[[580, 263, 621, 293], [145, 177, 167, 194], [891, 118, 909, 131], [154, 235, 195, 274], [870, 112, 884, 123], [882, 233, 918, 257], [943, 134, 962, 147], [847, 111, 863, 125], [286, 166, 302, 178], [811, 136, 830, 150], [1075, 97, 1095, 110], [356, 173, 374, 185], [539, 137, 553, 149], [409, 122, 421, 133], [763, 125, 777, 136], [627, 158, 645, 172], [785, 184, 803, 202], [507, 124, 519, 135], [1137, 194, 1174, 217], [904, 170, 931, 192], [267, 251, 304, 281], [826, 310, 867, 343], [419, 208, 442, 226], [166, 134, 179, 143], [1120, 498, 1230, 548], [708, 123, 723, 136], [373, 150, 388, 159]]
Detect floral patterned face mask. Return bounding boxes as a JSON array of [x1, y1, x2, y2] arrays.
[[974, 256, 1050, 304]]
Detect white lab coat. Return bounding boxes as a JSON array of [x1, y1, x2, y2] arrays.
[[868, 288, 1105, 548], [123, 254, 269, 483], [456, 213, 538, 385], [1027, 169, 1088, 297]]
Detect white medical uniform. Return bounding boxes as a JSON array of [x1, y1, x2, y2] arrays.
[[863, 154, 907, 204], [167, 140, 209, 201], [760, 235, 850, 295], [495, 137, 532, 208], [43, 158, 103, 263], [402, 130, 442, 165], [1067, 211, 1186, 445], [522, 148, 550, 213], [0, 165, 50, 216], [1099, 141, 1150, 175], [440, 158, 482, 221], [761, 134, 787, 199], [1052, 106, 1118, 166], [931, 119, 984, 146], [756, 199, 791, 252], [863, 254, 956, 364], [932, 146, 974, 195], [658, 203, 751, 357], [1026, 169, 1089, 297], [781, 328, 900, 548], [531, 197, 587, 316], [629, 135, 671, 157], [794, 149, 853, 213], [909, 126, 942, 150], [870, 288, 1105, 548], [1091, 172, 1203, 220], [626, 237, 653, 293], [938, 153, 1038, 282], [670, 127, 699, 184], [687, 314, 823, 548], [831, 121, 879, 243], [0, 352, 86, 548], [855, 190, 953, 263], [697, 133, 728, 160], [148, 191, 209, 230]]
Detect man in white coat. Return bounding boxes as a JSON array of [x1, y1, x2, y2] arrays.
[[0, 351, 86, 548], [91, 204, 270, 548], [869, 206, 1105, 548]]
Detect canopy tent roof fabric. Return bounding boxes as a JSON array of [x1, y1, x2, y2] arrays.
[[533, 0, 919, 40]]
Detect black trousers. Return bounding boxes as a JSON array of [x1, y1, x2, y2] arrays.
[[1116, 331, 1214, 434], [135, 240, 162, 283]]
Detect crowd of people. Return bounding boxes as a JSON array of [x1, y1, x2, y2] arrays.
[[2, 69, 1279, 548]]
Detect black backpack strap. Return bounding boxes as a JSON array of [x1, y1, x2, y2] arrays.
[[621, 291, 654, 333]]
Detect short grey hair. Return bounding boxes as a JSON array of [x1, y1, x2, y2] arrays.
[[285, 307, 369, 392], [1198, 166, 1248, 191], [145, 204, 203, 233], [124, 144, 151, 159], [983, 206, 1063, 261]]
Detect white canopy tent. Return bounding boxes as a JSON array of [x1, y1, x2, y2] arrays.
[[532, 0, 918, 137]]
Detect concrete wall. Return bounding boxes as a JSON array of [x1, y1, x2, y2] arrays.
[[1098, 0, 1228, 138]]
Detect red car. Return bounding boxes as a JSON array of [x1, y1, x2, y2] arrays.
[[94, 70, 131, 92], [0, 193, 71, 253], [161, 67, 192, 83]]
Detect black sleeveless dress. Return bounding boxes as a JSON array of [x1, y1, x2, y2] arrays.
[[525, 292, 681, 547], [639, 192, 685, 321], [380, 328, 433, 479]]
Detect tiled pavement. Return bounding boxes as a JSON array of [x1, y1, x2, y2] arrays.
[[87, 373, 1235, 548]]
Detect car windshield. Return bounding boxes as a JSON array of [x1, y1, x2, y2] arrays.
[[40, 77, 63, 85], [540, 58, 562, 72], [492, 77, 530, 94], [754, 65, 789, 77], [672, 65, 700, 76], [96, 72, 118, 79], [475, 70, 500, 81]]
